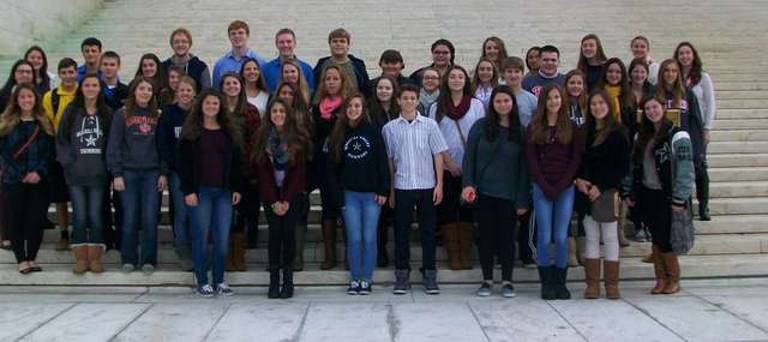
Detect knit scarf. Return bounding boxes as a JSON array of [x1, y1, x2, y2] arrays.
[[266, 127, 289, 170], [419, 89, 439, 112], [319, 95, 343, 120], [446, 95, 472, 121], [605, 85, 623, 123]]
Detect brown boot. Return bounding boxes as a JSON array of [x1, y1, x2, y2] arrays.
[[88, 245, 104, 273], [72, 245, 89, 274], [650, 245, 667, 294], [604, 260, 621, 299], [320, 219, 337, 270], [232, 232, 247, 271], [661, 252, 681, 294], [442, 223, 461, 270], [457, 222, 474, 270], [567, 237, 579, 267], [583, 258, 601, 299]]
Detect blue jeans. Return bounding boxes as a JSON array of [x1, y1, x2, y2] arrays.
[[168, 172, 190, 250], [532, 183, 574, 268], [69, 185, 105, 245], [342, 191, 381, 281], [188, 187, 233, 287], [119, 169, 160, 266]]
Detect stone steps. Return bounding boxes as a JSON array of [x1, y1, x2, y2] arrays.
[[711, 130, 768, 142], [717, 109, 768, 120], [709, 142, 768, 154], [709, 153, 768, 167], [1, 254, 766, 286], [709, 181, 768, 198], [707, 197, 768, 215], [709, 167, 768, 182], [714, 119, 768, 131]]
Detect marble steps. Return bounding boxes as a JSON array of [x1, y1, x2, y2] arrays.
[[708, 141, 768, 154], [709, 153, 768, 167], [708, 167, 768, 182], [0, 254, 766, 286], [711, 130, 768, 142]]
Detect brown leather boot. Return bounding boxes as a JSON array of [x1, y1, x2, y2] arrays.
[[583, 258, 601, 299], [661, 252, 681, 294], [72, 245, 89, 274], [457, 222, 474, 270], [604, 260, 621, 299], [231, 232, 247, 271], [320, 219, 337, 270], [650, 245, 667, 294], [88, 245, 104, 273], [442, 223, 461, 270]]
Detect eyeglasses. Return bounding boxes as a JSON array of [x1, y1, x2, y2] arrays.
[[423, 76, 440, 81], [433, 50, 450, 55]]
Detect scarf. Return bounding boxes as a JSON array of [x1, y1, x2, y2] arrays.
[[266, 127, 289, 170], [605, 85, 623, 123], [446, 95, 472, 121], [319, 95, 343, 120], [419, 89, 439, 112]]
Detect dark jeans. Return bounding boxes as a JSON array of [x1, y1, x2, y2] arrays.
[[2, 182, 48, 262], [264, 194, 305, 270], [437, 173, 474, 224], [478, 194, 517, 281], [69, 184, 105, 245], [638, 186, 673, 252], [102, 176, 123, 250], [168, 172, 190, 249], [189, 187, 233, 287], [394, 189, 436, 271], [234, 186, 260, 234], [119, 169, 160, 266]]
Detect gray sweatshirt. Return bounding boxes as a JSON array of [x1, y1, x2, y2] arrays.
[[56, 107, 108, 186], [106, 107, 165, 176]]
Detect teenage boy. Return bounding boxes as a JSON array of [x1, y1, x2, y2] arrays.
[[368, 49, 415, 95], [212, 20, 266, 90], [263, 28, 315, 92], [100, 51, 129, 111], [522, 45, 565, 97], [77, 37, 103, 82], [382, 84, 447, 295], [313, 28, 370, 96], [161, 27, 211, 91], [43, 58, 78, 251], [501, 57, 537, 128]]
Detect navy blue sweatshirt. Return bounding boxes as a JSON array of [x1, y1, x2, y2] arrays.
[[156, 103, 188, 172], [329, 122, 391, 199]]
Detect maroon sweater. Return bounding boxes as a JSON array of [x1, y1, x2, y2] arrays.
[[256, 157, 306, 204], [525, 124, 585, 200]]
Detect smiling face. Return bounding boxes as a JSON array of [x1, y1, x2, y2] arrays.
[[398, 90, 418, 114], [276, 32, 296, 58], [17, 88, 36, 113], [270, 102, 287, 128], [662, 63, 680, 86], [447, 69, 466, 92], [527, 49, 540, 71], [281, 63, 299, 85], [630, 64, 648, 86], [172, 32, 191, 56], [58, 66, 77, 87], [176, 81, 195, 107], [676, 45, 695, 67], [201, 95, 221, 119], [345, 97, 364, 122], [376, 78, 394, 102], [566, 74, 584, 97], [476, 61, 495, 84], [421, 70, 440, 92], [81, 77, 102, 101], [228, 28, 249, 49], [581, 38, 597, 59], [134, 81, 153, 106], [631, 39, 649, 59], [432, 44, 451, 67], [484, 40, 499, 61], [540, 51, 559, 75], [644, 98, 665, 123], [492, 92, 514, 116], [141, 58, 158, 78], [243, 61, 261, 83], [14, 64, 34, 84], [605, 63, 623, 86], [323, 68, 342, 95], [545, 88, 562, 114], [380, 61, 403, 78], [26, 50, 44, 70], [277, 85, 295, 103], [503, 68, 523, 87], [222, 76, 242, 97], [330, 37, 349, 57], [589, 94, 610, 121], [168, 70, 181, 91]]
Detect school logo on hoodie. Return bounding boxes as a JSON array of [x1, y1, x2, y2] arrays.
[[76, 116, 103, 155], [344, 135, 371, 160]]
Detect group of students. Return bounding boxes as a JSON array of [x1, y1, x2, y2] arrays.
[[0, 21, 716, 300]]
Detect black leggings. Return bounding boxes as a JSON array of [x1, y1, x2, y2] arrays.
[[638, 186, 672, 252], [477, 194, 517, 281], [264, 194, 305, 270], [234, 186, 260, 234], [3, 182, 48, 262]]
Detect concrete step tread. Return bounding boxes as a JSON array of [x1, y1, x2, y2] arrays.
[[1, 254, 766, 286], [696, 215, 768, 234]]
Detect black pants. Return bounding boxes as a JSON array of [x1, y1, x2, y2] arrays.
[[234, 186, 260, 234], [394, 189, 436, 271], [437, 173, 474, 224], [102, 178, 123, 250], [264, 194, 305, 270], [478, 194, 517, 281], [695, 161, 709, 209], [516, 205, 535, 264], [638, 186, 672, 252], [3, 182, 48, 262]]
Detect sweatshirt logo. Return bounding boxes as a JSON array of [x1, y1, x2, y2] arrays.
[[76, 116, 103, 155], [125, 116, 158, 135], [344, 135, 371, 160]]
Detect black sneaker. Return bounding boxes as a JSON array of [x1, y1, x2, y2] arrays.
[[476, 282, 492, 297], [423, 270, 440, 295], [393, 269, 410, 295], [347, 280, 360, 295], [501, 283, 516, 298], [359, 280, 372, 295]]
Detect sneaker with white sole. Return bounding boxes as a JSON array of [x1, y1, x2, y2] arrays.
[[215, 283, 235, 296], [359, 280, 372, 295], [197, 284, 215, 298], [121, 264, 135, 273], [501, 283, 516, 298], [347, 280, 360, 295], [476, 282, 492, 297]]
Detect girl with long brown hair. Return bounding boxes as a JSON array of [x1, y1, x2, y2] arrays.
[[577, 34, 608, 91]]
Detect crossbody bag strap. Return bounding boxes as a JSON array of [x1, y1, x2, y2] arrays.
[[13, 124, 41, 160]]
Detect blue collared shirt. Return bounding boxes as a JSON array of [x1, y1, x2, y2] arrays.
[[76, 65, 103, 82], [212, 48, 266, 90], [263, 57, 315, 93]]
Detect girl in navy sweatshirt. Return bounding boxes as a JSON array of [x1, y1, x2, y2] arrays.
[[56, 74, 112, 274], [107, 77, 166, 274], [328, 94, 390, 294], [177, 89, 242, 297]]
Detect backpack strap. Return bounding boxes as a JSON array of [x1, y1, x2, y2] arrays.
[[51, 88, 61, 117]]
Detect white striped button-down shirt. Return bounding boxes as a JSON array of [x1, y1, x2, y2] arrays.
[[382, 113, 448, 190]]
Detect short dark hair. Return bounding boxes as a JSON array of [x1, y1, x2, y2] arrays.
[[80, 37, 102, 51], [57, 57, 78, 71], [540, 45, 560, 57], [379, 49, 404, 65], [100, 51, 121, 65], [398, 84, 420, 98]]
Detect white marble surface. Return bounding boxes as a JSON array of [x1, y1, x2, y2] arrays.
[[0, 303, 72, 341], [19, 303, 149, 342], [112, 303, 228, 342], [206, 303, 308, 342]]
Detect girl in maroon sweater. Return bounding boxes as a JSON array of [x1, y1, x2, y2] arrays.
[[525, 84, 585, 301], [253, 98, 311, 299]]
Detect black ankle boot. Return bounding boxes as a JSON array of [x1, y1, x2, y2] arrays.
[[268, 269, 280, 299], [280, 268, 294, 298]]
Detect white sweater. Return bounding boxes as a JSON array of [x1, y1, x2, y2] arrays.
[[428, 98, 486, 170], [690, 72, 716, 130]]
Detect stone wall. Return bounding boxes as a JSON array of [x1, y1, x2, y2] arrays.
[[0, 0, 103, 55]]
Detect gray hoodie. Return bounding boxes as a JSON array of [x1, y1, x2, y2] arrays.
[[56, 107, 108, 186], [106, 107, 165, 177]]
